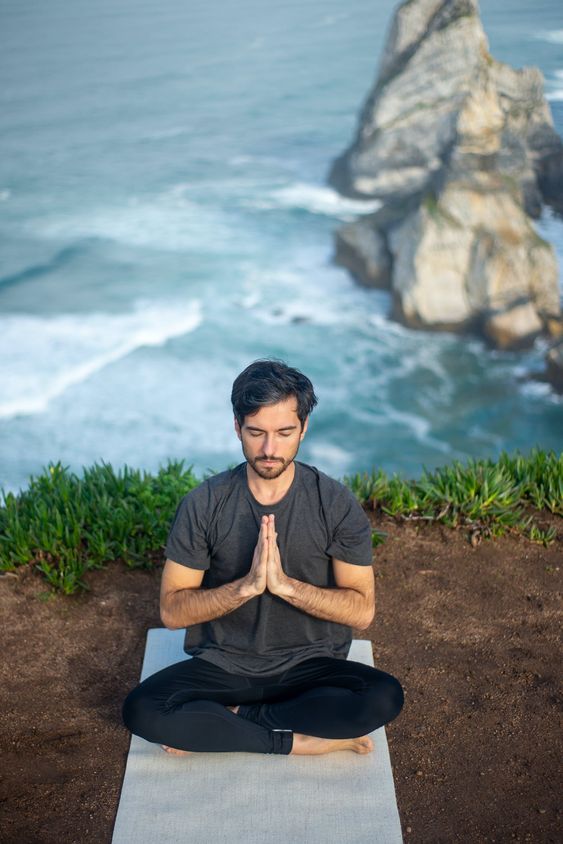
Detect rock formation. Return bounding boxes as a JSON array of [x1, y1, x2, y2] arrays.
[[544, 341, 563, 393], [328, 0, 563, 361]]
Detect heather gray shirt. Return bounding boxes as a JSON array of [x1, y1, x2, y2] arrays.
[[164, 461, 373, 676]]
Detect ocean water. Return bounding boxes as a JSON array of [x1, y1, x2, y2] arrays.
[[1, 0, 562, 494]]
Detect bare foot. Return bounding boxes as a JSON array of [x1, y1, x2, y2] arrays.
[[226, 705, 240, 714], [161, 744, 192, 756], [290, 734, 374, 756], [161, 732, 373, 757]]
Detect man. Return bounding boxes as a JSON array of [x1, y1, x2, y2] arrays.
[[122, 359, 404, 756]]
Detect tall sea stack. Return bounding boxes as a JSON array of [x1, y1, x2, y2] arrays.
[[328, 0, 563, 361]]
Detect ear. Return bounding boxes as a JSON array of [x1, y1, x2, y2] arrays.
[[234, 417, 242, 441], [299, 416, 309, 441]]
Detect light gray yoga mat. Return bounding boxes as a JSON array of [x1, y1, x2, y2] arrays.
[[112, 629, 403, 844]]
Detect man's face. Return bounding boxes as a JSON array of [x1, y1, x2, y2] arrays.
[[235, 397, 308, 480]]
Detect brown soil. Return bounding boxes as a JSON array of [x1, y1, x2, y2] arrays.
[[0, 510, 561, 844]]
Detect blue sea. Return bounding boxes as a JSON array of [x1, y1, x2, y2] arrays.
[[1, 0, 562, 494]]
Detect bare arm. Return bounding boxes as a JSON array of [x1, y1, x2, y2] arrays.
[[265, 515, 375, 630], [160, 517, 269, 629], [272, 562, 375, 630]]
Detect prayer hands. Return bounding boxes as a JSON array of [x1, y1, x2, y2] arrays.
[[264, 514, 288, 596], [244, 517, 269, 597], [243, 514, 288, 598]]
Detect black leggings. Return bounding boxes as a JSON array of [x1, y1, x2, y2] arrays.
[[122, 655, 404, 755]]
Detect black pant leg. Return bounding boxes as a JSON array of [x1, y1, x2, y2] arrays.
[[237, 657, 404, 738], [121, 657, 293, 754]]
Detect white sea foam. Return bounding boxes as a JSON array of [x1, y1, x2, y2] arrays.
[[518, 378, 558, 400], [252, 298, 341, 327], [244, 182, 381, 218], [367, 311, 422, 343], [308, 442, 353, 472], [237, 265, 346, 326], [0, 299, 202, 419], [546, 69, 563, 101], [534, 29, 563, 44], [381, 405, 453, 454], [32, 191, 238, 253], [236, 291, 262, 309]]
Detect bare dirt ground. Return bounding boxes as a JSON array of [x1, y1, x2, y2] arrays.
[[0, 509, 561, 844]]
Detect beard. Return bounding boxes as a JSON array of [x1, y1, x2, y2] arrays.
[[242, 441, 301, 480]]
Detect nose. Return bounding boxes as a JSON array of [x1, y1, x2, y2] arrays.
[[263, 433, 276, 455]]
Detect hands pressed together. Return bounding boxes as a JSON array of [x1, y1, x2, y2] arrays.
[[235, 511, 372, 627], [245, 514, 289, 598]]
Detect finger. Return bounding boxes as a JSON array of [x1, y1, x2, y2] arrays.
[[267, 532, 276, 559], [270, 535, 280, 564]]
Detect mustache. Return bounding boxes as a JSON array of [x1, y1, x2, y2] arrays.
[[257, 456, 284, 463]]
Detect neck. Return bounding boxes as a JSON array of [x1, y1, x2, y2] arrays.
[[246, 461, 296, 505]]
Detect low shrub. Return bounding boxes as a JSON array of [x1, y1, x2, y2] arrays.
[[0, 460, 198, 594], [343, 446, 562, 541], [0, 448, 560, 594]]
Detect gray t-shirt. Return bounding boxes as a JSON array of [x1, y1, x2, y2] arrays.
[[164, 460, 373, 676]]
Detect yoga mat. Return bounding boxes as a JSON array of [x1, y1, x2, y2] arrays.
[[112, 630, 403, 843]]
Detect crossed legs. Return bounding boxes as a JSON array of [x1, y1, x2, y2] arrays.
[[122, 655, 404, 756]]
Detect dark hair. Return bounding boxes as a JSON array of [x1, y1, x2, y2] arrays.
[[231, 359, 318, 428]]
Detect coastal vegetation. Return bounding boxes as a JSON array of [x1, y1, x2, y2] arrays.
[[0, 448, 560, 595], [348, 447, 561, 547]]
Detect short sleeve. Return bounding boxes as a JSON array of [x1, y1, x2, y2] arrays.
[[164, 485, 212, 570], [326, 489, 373, 566]]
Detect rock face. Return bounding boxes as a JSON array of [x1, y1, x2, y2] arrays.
[[544, 342, 563, 393], [329, 0, 562, 352]]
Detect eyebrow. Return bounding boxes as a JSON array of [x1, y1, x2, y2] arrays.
[[245, 425, 298, 433]]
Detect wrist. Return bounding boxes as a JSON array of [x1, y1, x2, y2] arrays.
[[237, 575, 262, 600], [271, 574, 295, 599]]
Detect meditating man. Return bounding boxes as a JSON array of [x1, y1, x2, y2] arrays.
[[122, 359, 404, 756]]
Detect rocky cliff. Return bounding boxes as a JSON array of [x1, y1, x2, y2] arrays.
[[328, 0, 563, 370]]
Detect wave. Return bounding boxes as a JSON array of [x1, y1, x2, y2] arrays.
[[308, 442, 353, 471], [546, 69, 563, 101], [380, 405, 454, 453], [243, 182, 382, 218], [250, 298, 342, 327], [0, 243, 89, 291], [237, 264, 359, 328], [0, 299, 202, 419], [534, 29, 563, 44], [32, 192, 237, 253], [28, 183, 380, 258]]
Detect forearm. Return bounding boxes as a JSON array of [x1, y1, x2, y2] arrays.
[[275, 577, 374, 630], [161, 577, 255, 629]]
